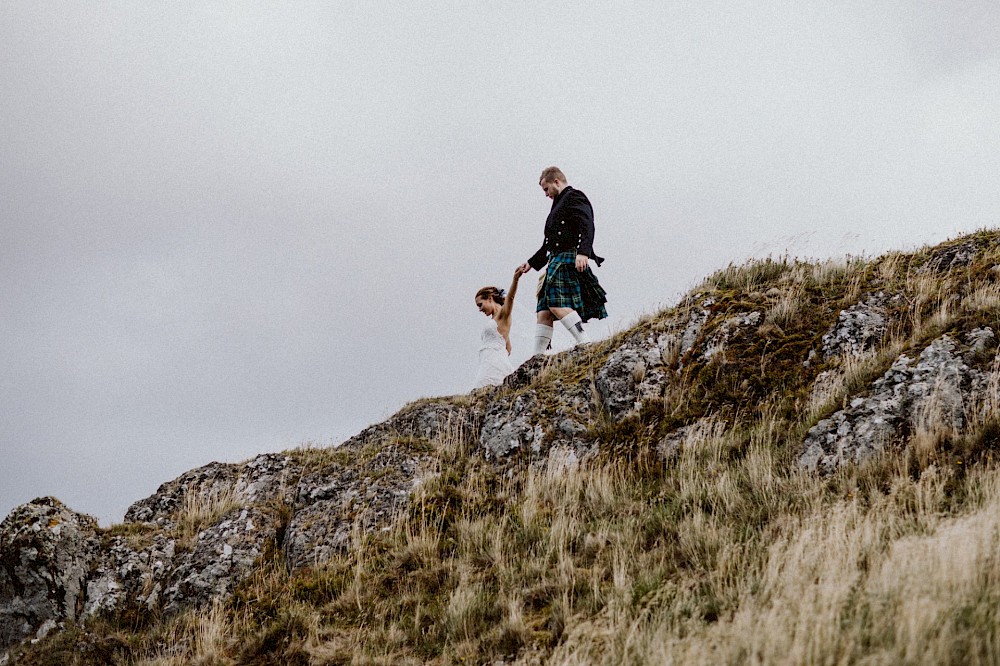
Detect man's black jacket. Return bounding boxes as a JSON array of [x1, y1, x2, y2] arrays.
[[527, 186, 605, 271]]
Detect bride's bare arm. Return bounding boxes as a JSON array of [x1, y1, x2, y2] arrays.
[[497, 269, 523, 323]]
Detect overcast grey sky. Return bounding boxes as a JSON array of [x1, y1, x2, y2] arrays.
[[3, 1, 999, 525]]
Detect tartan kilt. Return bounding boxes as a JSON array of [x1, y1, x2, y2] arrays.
[[537, 251, 608, 322]]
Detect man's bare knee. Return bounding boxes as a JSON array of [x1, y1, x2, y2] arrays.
[[549, 307, 574, 320], [537, 311, 555, 325]]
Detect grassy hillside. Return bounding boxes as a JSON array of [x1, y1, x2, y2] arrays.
[[10, 230, 1000, 665]]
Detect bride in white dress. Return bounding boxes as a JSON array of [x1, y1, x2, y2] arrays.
[[474, 268, 525, 388]]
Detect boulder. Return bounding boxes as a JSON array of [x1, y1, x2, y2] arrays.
[[125, 453, 299, 527], [341, 401, 477, 453], [820, 292, 893, 360], [83, 534, 176, 619], [799, 333, 994, 473], [162, 506, 279, 614], [284, 442, 436, 569], [0, 498, 100, 652], [922, 239, 991, 272]]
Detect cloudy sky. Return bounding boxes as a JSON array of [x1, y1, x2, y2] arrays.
[[2, 1, 999, 525]]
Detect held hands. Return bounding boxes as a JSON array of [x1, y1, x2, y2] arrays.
[[575, 254, 589, 272], [515, 262, 531, 276]]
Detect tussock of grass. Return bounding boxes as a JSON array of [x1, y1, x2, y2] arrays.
[[171, 485, 241, 550]]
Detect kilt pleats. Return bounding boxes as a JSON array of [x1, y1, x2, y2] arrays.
[[537, 251, 608, 322]]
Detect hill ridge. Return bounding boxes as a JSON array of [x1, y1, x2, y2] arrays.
[[4, 229, 1000, 664]]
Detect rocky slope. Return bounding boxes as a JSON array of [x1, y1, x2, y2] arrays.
[[4, 231, 1000, 664]]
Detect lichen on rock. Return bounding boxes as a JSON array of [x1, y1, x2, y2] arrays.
[[820, 292, 894, 360], [0, 498, 100, 652], [799, 332, 996, 474]]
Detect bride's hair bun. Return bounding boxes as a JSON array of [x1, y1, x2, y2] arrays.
[[474, 286, 505, 306]]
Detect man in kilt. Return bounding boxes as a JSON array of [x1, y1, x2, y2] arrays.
[[517, 166, 607, 353]]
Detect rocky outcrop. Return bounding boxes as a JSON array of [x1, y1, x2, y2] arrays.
[[702, 310, 762, 361], [799, 330, 997, 474], [0, 400, 476, 649], [162, 506, 279, 613], [820, 292, 893, 360], [284, 440, 436, 569], [922, 238, 992, 272], [594, 298, 714, 421], [83, 533, 175, 619], [341, 400, 477, 452], [124, 453, 299, 527], [479, 381, 596, 464], [596, 335, 676, 419], [0, 498, 100, 652]]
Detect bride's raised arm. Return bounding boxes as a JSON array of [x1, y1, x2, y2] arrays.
[[497, 268, 523, 323]]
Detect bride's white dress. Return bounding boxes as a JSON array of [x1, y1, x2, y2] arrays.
[[474, 319, 512, 388]]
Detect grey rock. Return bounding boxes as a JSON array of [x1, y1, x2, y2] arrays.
[[703, 311, 762, 361], [284, 499, 354, 568], [680, 298, 714, 356], [595, 331, 681, 420], [595, 345, 645, 417], [480, 391, 545, 459], [966, 327, 997, 361], [162, 506, 279, 614], [83, 534, 176, 619], [125, 461, 237, 527], [285, 481, 413, 569], [821, 292, 892, 360], [125, 453, 299, 527], [0, 498, 100, 652], [342, 401, 477, 453], [800, 335, 990, 473], [480, 377, 597, 463], [502, 353, 551, 390], [922, 240, 987, 272], [593, 301, 762, 421], [284, 440, 435, 569], [503, 348, 589, 391]]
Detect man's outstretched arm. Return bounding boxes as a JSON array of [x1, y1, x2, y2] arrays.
[[526, 244, 547, 271]]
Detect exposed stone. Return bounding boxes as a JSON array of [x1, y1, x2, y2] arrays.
[[83, 534, 176, 619], [502, 353, 551, 390], [503, 347, 589, 391], [680, 298, 714, 356], [0, 498, 100, 652], [480, 376, 598, 463], [125, 453, 299, 527], [966, 327, 998, 361], [162, 506, 279, 614], [125, 463, 236, 527], [284, 499, 352, 569], [285, 483, 409, 569], [799, 335, 992, 474], [480, 391, 546, 459], [594, 329, 682, 420], [284, 440, 435, 569], [703, 311, 762, 360], [342, 401, 477, 453], [821, 292, 892, 360], [595, 345, 645, 417], [921, 239, 988, 272], [9, 233, 1000, 657], [542, 381, 599, 462]]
